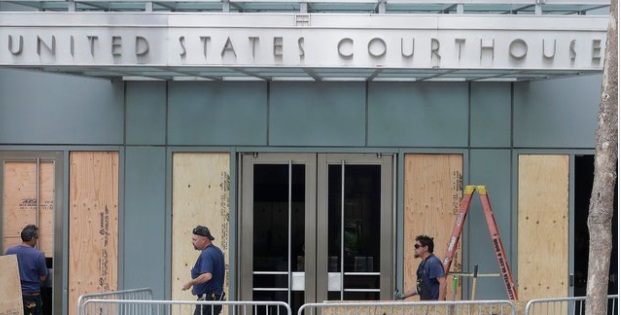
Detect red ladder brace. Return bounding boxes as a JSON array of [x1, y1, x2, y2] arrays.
[[442, 185, 518, 300]]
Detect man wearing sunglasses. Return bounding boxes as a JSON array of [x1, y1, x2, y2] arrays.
[[182, 225, 225, 315], [397, 235, 446, 301]]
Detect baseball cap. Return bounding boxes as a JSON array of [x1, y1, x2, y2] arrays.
[[192, 225, 215, 241]]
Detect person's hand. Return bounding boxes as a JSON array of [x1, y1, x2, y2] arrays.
[[181, 282, 192, 291], [395, 293, 406, 300]]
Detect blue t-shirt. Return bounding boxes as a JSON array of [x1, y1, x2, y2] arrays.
[[416, 254, 445, 300], [4, 245, 48, 294], [191, 244, 225, 296]]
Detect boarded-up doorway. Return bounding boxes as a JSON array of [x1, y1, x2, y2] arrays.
[[518, 154, 569, 300], [69, 151, 119, 315], [403, 154, 463, 300], [171, 153, 230, 313]]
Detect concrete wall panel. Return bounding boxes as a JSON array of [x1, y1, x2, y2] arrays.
[[124, 146, 166, 299], [468, 149, 512, 300], [471, 83, 512, 148], [168, 82, 268, 146], [269, 82, 366, 146], [126, 82, 167, 145], [368, 82, 469, 147], [0, 69, 123, 145], [513, 75, 600, 148]]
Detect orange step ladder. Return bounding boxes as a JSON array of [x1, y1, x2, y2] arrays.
[[442, 185, 518, 300]]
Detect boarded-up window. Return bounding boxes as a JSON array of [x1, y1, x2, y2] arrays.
[[3, 161, 55, 257]]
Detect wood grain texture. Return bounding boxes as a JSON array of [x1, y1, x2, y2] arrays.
[[518, 155, 569, 300], [2, 161, 55, 257], [403, 154, 463, 300], [320, 302, 512, 315], [69, 152, 119, 315], [171, 153, 230, 304], [0, 255, 23, 315]]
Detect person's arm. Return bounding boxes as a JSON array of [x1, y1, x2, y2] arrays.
[[402, 286, 418, 299], [38, 253, 48, 283], [437, 275, 447, 301], [182, 272, 213, 291]]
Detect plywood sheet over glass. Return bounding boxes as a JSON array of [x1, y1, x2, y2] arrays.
[[403, 154, 463, 300], [0, 255, 23, 315], [2, 161, 55, 257], [518, 155, 568, 300], [171, 153, 230, 307], [69, 152, 119, 315]]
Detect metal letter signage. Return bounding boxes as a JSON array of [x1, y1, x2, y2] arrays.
[[0, 13, 608, 72]]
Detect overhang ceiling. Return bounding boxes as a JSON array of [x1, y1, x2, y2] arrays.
[[2, 0, 609, 14], [9, 66, 602, 82]]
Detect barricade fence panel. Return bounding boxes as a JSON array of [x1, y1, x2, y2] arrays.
[[525, 295, 618, 315], [77, 288, 153, 315], [79, 299, 292, 315], [298, 300, 517, 315]]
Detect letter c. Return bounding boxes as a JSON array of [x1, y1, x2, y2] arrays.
[[338, 38, 354, 59]]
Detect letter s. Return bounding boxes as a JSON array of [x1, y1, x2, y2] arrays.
[[179, 36, 186, 57]]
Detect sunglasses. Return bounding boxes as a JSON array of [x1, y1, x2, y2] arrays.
[[414, 244, 422, 249]]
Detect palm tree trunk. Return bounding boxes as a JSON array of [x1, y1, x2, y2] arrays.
[[586, 0, 618, 314]]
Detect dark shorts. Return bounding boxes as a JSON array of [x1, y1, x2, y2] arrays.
[[23, 294, 43, 315], [194, 292, 225, 315]]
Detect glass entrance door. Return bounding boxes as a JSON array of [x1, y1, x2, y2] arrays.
[[240, 153, 393, 313]]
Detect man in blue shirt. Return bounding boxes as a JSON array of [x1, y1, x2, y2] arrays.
[[4, 224, 49, 315], [182, 225, 225, 315], [398, 235, 446, 301]]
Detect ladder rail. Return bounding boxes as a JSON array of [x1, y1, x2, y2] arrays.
[[477, 186, 519, 301], [442, 185, 475, 274]]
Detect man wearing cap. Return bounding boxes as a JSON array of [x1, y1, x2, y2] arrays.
[[182, 225, 226, 315], [4, 224, 49, 315]]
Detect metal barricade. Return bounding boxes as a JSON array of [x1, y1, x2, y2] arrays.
[[77, 288, 153, 315], [298, 300, 517, 315], [524, 295, 618, 315], [80, 299, 292, 315]]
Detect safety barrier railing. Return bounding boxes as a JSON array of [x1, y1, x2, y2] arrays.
[[524, 295, 618, 315], [79, 299, 292, 315], [298, 300, 517, 315], [77, 288, 153, 315]]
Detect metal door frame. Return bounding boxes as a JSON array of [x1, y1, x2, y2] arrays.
[[0, 151, 64, 315], [316, 153, 394, 302], [239, 153, 317, 304], [239, 153, 394, 304]]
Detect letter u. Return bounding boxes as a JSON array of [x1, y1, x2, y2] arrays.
[[9, 35, 24, 55]]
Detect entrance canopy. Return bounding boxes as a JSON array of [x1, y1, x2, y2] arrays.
[[0, 0, 609, 81]]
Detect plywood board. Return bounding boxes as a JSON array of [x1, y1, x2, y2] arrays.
[[172, 153, 230, 303], [2, 161, 55, 257], [69, 152, 119, 315], [518, 155, 568, 300], [403, 154, 463, 300], [320, 302, 512, 315], [0, 255, 23, 315]]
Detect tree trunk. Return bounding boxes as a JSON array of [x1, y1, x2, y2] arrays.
[[586, 0, 618, 314]]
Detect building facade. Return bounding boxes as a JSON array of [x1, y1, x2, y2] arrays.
[[0, 1, 617, 314]]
